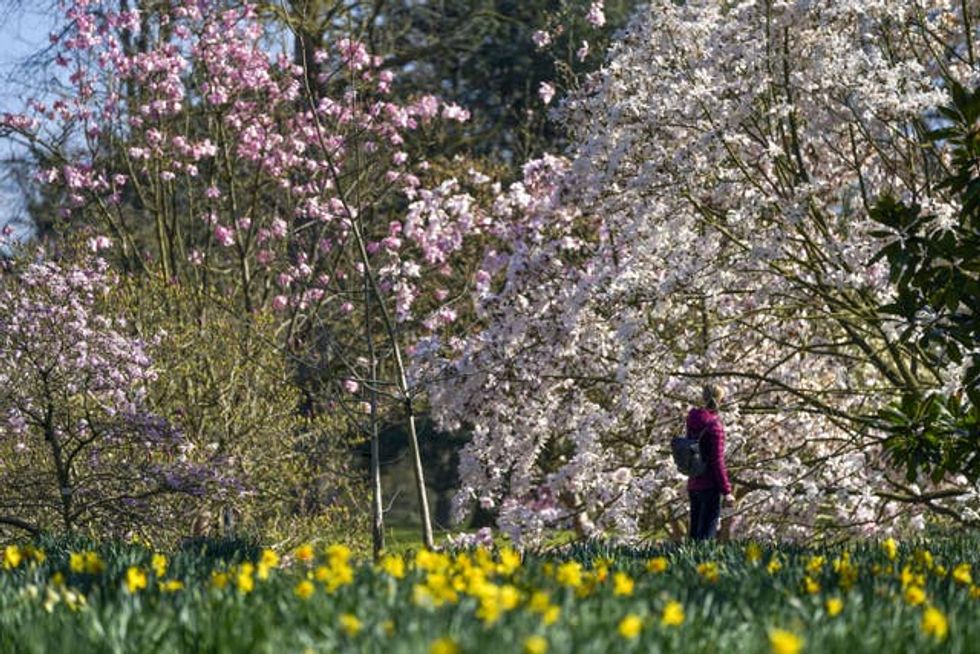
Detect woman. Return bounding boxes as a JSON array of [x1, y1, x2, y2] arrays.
[[687, 384, 733, 541]]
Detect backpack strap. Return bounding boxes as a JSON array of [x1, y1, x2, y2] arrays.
[[691, 424, 710, 442]]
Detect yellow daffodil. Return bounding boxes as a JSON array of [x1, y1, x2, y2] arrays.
[[415, 549, 448, 573], [294, 579, 315, 599], [259, 548, 279, 569], [497, 548, 521, 576], [646, 556, 669, 574], [825, 597, 843, 617], [618, 613, 643, 639], [697, 561, 719, 583], [499, 584, 521, 610], [745, 542, 762, 564], [952, 563, 972, 586], [528, 591, 551, 613], [258, 549, 279, 580], [612, 571, 634, 596], [429, 637, 461, 654], [23, 545, 46, 565], [593, 557, 611, 583], [904, 585, 926, 606], [769, 628, 804, 654], [84, 552, 105, 575], [555, 561, 583, 588], [900, 565, 925, 588], [805, 556, 825, 575], [236, 565, 255, 594], [524, 635, 548, 654], [151, 553, 167, 578], [124, 567, 147, 593], [921, 606, 948, 642], [832, 551, 857, 591], [294, 544, 315, 563], [339, 613, 361, 637], [69, 552, 85, 574], [3, 545, 22, 570], [380, 554, 406, 579], [661, 600, 685, 627], [69, 551, 104, 575], [881, 538, 898, 561], [913, 549, 933, 570], [211, 571, 229, 590]]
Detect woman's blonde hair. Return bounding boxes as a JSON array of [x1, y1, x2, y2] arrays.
[[702, 383, 725, 411]]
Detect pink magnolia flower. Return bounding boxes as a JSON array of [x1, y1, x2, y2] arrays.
[[270, 218, 288, 239], [255, 249, 275, 266], [271, 295, 288, 311], [586, 1, 606, 27], [441, 103, 470, 122], [87, 235, 112, 252], [213, 225, 235, 247], [539, 81, 556, 105]]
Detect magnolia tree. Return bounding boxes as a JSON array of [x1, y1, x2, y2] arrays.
[[423, 1, 980, 544], [0, 244, 221, 537], [0, 0, 496, 552]]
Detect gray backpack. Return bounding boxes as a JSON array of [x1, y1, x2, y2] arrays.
[[671, 426, 709, 476]]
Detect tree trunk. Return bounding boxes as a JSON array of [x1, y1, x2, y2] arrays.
[[364, 268, 385, 560]]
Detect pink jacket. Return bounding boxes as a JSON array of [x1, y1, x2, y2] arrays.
[[685, 407, 732, 495]]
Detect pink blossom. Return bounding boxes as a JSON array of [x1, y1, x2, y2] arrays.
[[441, 103, 470, 122], [539, 81, 556, 105], [213, 225, 235, 247], [586, 1, 605, 27], [413, 95, 441, 121], [87, 235, 112, 252], [532, 30, 552, 49], [336, 38, 371, 70], [270, 218, 288, 239], [271, 295, 288, 311]]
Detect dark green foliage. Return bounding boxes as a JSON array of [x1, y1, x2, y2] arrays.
[[378, 0, 640, 163], [870, 83, 980, 483]]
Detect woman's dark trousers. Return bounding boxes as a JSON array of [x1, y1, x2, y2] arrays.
[[689, 489, 721, 540]]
